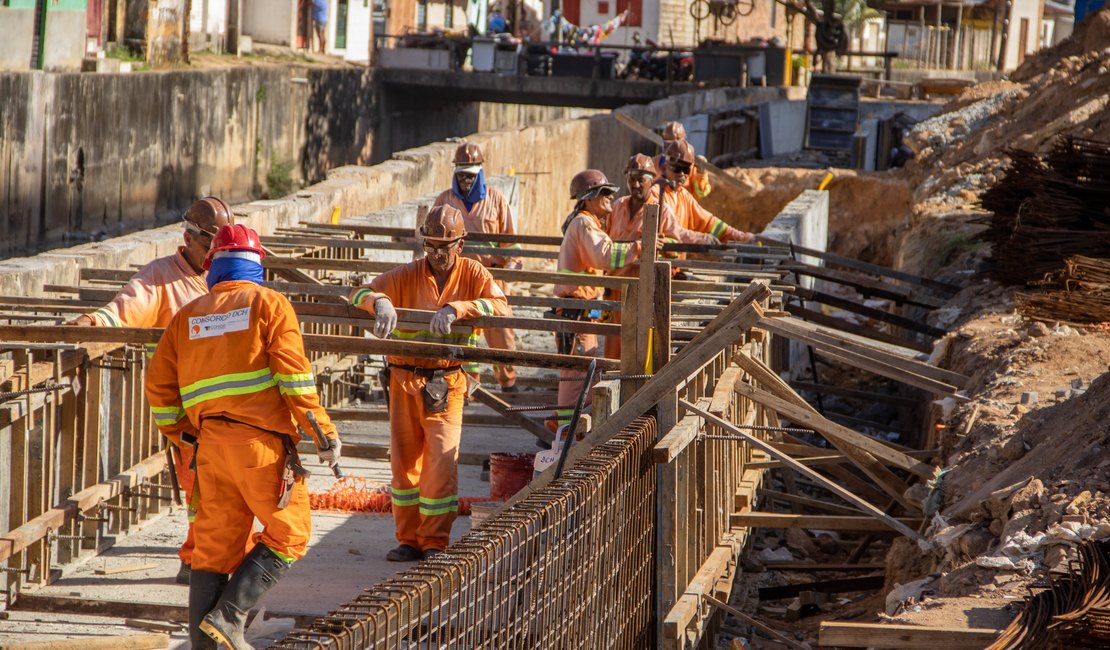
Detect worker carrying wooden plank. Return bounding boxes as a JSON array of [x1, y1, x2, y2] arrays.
[[658, 140, 755, 245], [348, 205, 510, 562], [433, 141, 520, 391], [67, 196, 233, 586], [550, 169, 643, 431], [144, 224, 341, 650]]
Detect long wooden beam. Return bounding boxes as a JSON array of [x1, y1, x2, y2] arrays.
[[302, 221, 564, 246], [819, 622, 1000, 649], [0, 326, 618, 371], [732, 512, 923, 531]]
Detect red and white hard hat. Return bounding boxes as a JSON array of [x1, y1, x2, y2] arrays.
[[203, 224, 266, 270]]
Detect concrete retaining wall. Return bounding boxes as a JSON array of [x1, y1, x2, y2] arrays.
[[0, 84, 797, 299]]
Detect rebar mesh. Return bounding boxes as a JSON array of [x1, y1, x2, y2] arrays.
[[274, 416, 658, 650]]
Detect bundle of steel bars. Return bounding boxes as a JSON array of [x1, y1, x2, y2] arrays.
[[979, 137, 1110, 284], [988, 539, 1110, 649], [1015, 255, 1110, 324]]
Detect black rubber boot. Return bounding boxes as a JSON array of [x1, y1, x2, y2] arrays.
[[189, 570, 228, 650], [200, 545, 289, 650], [176, 560, 192, 585]]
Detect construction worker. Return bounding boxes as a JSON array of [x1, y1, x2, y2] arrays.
[[550, 169, 643, 430], [145, 224, 340, 650], [659, 140, 755, 245], [68, 196, 233, 585], [433, 142, 520, 392], [659, 121, 712, 199], [348, 205, 510, 562], [603, 154, 716, 360]]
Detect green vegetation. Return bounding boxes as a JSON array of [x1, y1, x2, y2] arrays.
[[265, 158, 296, 199], [941, 233, 983, 266], [104, 46, 149, 71]]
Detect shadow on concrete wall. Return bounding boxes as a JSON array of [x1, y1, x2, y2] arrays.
[[301, 68, 378, 185]]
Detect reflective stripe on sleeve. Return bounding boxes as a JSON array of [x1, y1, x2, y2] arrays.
[[472, 298, 495, 316], [274, 372, 317, 396], [151, 404, 186, 426], [710, 219, 728, 239], [350, 287, 375, 308], [93, 308, 123, 328], [609, 242, 633, 269]]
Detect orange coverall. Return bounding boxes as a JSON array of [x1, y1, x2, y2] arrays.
[[87, 247, 207, 565], [349, 257, 510, 551], [660, 184, 751, 242], [434, 186, 520, 387], [554, 211, 640, 426], [602, 195, 700, 361], [145, 281, 337, 574]]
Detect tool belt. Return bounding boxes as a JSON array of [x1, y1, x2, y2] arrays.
[[204, 414, 310, 509], [388, 364, 463, 414]]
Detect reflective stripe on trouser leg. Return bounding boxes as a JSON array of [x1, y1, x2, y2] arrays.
[[389, 376, 425, 549], [557, 332, 598, 425], [191, 433, 311, 575], [417, 375, 464, 551]]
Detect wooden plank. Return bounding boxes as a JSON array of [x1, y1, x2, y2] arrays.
[[262, 234, 561, 260], [763, 315, 966, 387], [323, 408, 519, 428], [95, 562, 159, 575], [470, 386, 554, 444], [819, 622, 1000, 649], [758, 574, 886, 600], [789, 381, 919, 407], [733, 382, 936, 479], [681, 399, 924, 542], [781, 261, 945, 309], [810, 345, 962, 398], [761, 562, 886, 571], [303, 221, 564, 247], [758, 488, 863, 516], [631, 202, 659, 397], [653, 400, 709, 464], [733, 512, 922, 531], [662, 545, 732, 643], [784, 302, 931, 353], [790, 284, 945, 338], [0, 633, 170, 650], [772, 240, 964, 296]]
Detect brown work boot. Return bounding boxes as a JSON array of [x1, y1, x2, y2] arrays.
[[385, 544, 422, 562], [200, 544, 289, 650]]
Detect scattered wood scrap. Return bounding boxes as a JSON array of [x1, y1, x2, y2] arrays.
[[819, 622, 1001, 649]]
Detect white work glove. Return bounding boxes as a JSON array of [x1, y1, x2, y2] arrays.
[[373, 298, 397, 338], [429, 306, 458, 335], [317, 437, 342, 467]]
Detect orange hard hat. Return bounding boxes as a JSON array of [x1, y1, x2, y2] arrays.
[[662, 121, 687, 142], [624, 153, 658, 177], [569, 169, 619, 201], [453, 142, 484, 171], [184, 196, 234, 233], [664, 140, 696, 166], [203, 224, 265, 270], [420, 205, 467, 242]]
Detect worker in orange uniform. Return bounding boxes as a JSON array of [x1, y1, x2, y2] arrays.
[[659, 121, 712, 199], [348, 205, 510, 562], [433, 142, 520, 391], [68, 196, 233, 585], [603, 154, 717, 360], [549, 169, 643, 430], [659, 140, 755, 245], [145, 224, 340, 650]]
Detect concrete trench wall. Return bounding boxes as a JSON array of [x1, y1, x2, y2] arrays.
[[0, 84, 798, 299]]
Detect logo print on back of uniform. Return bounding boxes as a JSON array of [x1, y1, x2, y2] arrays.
[[188, 307, 251, 339]]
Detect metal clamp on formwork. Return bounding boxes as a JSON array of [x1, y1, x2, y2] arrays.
[[125, 486, 175, 502], [0, 565, 38, 580], [96, 501, 137, 513], [76, 511, 110, 523], [46, 528, 95, 544]]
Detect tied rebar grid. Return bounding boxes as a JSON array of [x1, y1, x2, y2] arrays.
[[274, 416, 658, 650], [988, 539, 1110, 649]]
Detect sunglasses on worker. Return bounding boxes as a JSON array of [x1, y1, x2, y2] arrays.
[[183, 217, 216, 241], [423, 239, 462, 253], [668, 162, 693, 174]]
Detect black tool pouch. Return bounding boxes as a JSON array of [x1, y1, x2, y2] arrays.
[[422, 372, 451, 413]]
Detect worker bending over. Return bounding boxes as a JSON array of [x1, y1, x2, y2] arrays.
[[70, 196, 232, 585], [550, 170, 643, 430], [659, 140, 755, 244], [349, 206, 510, 562], [145, 224, 340, 650], [433, 142, 520, 391], [659, 121, 712, 199], [603, 154, 715, 360]]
